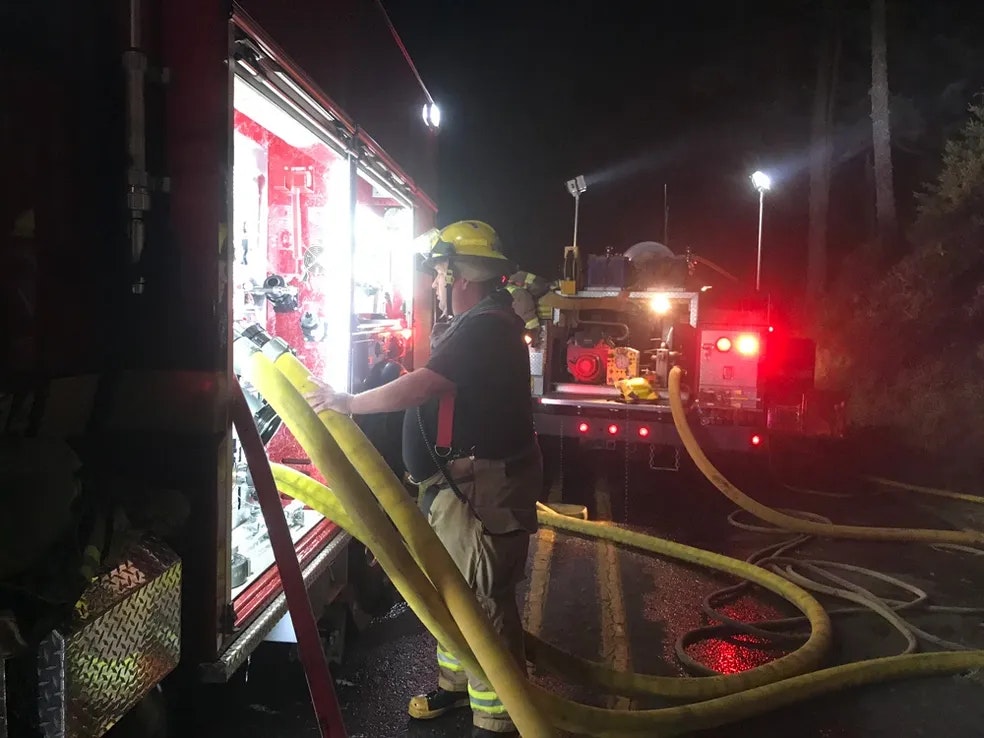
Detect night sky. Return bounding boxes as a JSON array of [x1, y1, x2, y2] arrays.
[[376, 0, 984, 299]]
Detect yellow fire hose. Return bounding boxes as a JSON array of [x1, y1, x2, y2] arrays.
[[246, 351, 984, 737], [248, 352, 552, 735], [666, 367, 984, 547], [865, 476, 984, 505]]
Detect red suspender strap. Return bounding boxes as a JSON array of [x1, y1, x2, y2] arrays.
[[436, 392, 455, 452]]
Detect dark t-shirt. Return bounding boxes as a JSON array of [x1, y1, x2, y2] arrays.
[[402, 292, 535, 481]]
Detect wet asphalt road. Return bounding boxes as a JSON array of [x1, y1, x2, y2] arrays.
[[174, 444, 984, 738]]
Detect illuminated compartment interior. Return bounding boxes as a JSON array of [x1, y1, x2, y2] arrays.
[[350, 160, 416, 391], [228, 74, 416, 603], [353, 186, 415, 324]]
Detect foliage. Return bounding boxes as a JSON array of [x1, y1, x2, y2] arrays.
[[817, 102, 984, 478], [915, 102, 984, 218]]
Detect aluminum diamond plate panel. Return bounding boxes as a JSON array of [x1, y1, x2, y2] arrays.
[[37, 538, 181, 738], [37, 631, 66, 737]]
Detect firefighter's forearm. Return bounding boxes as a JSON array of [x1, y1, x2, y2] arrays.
[[349, 368, 454, 415]]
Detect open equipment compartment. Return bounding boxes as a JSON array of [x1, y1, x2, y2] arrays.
[[225, 54, 422, 630]]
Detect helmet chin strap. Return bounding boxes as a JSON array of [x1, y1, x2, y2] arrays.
[[443, 256, 456, 320]]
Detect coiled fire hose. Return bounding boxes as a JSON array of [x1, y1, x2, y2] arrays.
[[244, 348, 984, 737], [705, 441, 984, 669]]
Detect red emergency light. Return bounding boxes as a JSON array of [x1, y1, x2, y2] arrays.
[[736, 334, 760, 356], [638, 426, 650, 438], [607, 424, 619, 436], [577, 422, 590, 433], [750, 434, 762, 447], [715, 337, 732, 352]]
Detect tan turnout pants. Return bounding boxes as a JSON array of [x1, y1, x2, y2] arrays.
[[418, 451, 540, 733]]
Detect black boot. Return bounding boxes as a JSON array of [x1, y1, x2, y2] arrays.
[[407, 687, 469, 719]]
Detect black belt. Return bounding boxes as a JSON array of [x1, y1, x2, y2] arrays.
[[418, 445, 538, 519], [441, 444, 538, 473]]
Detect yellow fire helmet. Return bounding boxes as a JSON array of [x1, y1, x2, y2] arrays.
[[416, 220, 516, 281], [616, 376, 660, 402]]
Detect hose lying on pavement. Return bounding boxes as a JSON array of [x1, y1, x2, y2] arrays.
[[666, 368, 984, 547], [676, 508, 984, 677], [245, 350, 984, 737], [667, 364, 984, 672], [866, 476, 984, 505]]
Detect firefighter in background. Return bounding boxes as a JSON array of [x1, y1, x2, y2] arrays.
[[306, 220, 540, 737], [505, 270, 554, 331]]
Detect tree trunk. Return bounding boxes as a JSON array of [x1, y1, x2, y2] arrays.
[[807, 1, 841, 299], [870, 0, 897, 251]]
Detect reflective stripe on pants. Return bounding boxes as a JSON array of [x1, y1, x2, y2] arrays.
[[437, 644, 466, 692], [468, 683, 508, 716]]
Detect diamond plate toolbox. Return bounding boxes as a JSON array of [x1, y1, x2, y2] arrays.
[[37, 538, 181, 738]]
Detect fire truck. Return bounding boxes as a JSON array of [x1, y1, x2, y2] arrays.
[[527, 242, 826, 473], [1, 2, 435, 736]]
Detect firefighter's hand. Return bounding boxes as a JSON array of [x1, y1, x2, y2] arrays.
[[305, 377, 353, 415]]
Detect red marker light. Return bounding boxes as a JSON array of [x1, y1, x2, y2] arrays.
[[638, 426, 650, 438], [768, 325, 775, 333], [716, 337, 732, 352], [750, 434, 762, 447], [607, 424, 619, 435], [578, 422, 589, 433]]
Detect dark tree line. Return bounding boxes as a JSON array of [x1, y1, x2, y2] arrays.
[[806, 0, 984, 300]]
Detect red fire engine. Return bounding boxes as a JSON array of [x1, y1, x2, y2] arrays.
[[0, 2, 435, 736]]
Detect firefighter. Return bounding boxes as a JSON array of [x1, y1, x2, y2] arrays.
[[505, 270, 549, 331], [305, 220, 541, 737]]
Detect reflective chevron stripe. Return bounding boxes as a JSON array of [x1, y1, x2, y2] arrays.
[[436, 645, 464, 673], [468, 684, 507, 715]]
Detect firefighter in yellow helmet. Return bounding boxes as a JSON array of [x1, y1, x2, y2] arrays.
[[305, 220, 541, 737]]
